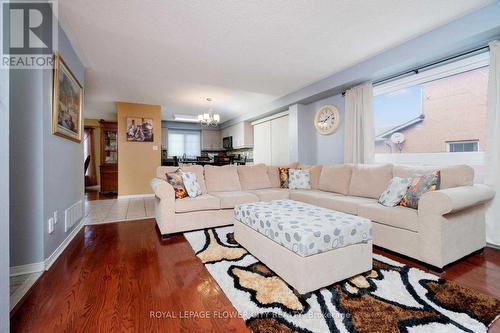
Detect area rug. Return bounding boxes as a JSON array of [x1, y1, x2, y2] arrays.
[[184, 226, 500, 333]]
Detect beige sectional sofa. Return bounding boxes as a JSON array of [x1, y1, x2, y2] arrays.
[[151, 162, 495, 269]]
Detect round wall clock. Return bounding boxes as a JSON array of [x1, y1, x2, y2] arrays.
[[314, 104, 340, 135]]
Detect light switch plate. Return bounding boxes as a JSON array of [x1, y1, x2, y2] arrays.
[[152, 145, 158, 151]]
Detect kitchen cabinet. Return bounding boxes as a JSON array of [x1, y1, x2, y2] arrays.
[[202, 129, 222, 150], [220, 121, 253, 149]]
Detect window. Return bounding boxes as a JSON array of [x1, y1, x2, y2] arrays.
[[167, 130, 201, 158], [373, 52, 489, 183], [447, 140, 479, 152]]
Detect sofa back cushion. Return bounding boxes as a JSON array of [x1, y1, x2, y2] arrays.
[[238, 164, 272, 190], [204, 165, 241, 192], [392, 164, 474, 189], [297, 164, 323, 189], [349, 164, 393, 199], [156, 165, 207, 194], [319, 164, 352, 195], [267, 162, 299, 188]]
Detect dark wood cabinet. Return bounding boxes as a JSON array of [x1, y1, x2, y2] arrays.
[[99, 120, 118, 194]]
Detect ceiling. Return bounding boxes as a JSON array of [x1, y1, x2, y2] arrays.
[[58, 0, 493, 122]]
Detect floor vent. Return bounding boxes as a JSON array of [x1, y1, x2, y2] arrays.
[[65, 200, 83, 232]]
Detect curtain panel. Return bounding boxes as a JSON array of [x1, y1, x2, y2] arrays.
[[343, 82, 375, 164], [486, 40, 500, 246]]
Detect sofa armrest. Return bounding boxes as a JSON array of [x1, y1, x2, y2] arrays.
[[418, 184, 495, 216], [151, 178, 175, 201]]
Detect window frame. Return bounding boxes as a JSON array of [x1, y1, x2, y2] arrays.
[[373, 52, 490, 96], [447, 140, 480, 153]]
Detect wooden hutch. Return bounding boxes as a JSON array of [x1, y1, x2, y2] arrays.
[[99, 120, 118, 194]]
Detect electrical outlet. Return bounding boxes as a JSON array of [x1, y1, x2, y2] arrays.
[[53, 211, 58, 224], [48, 217, 54, 234]]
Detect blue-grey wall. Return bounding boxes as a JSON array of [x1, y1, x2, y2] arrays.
[[9, 69, 45, 266], [43, 26, 85, 260], [9, 21, 85, 266], [1, 66, 10, 332], [288, 94, 345, 165]]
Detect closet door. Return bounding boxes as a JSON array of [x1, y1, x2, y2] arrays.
[[253, 121, 271, 164], [270, 116, 289, 165]]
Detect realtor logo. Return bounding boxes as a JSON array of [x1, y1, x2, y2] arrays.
[[1, 0, 57, 68]]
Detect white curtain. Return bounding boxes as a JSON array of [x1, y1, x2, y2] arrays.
[[486, 40, 500, 247], [344, 82, 375, 164]]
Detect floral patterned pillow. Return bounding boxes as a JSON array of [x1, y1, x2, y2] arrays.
[[279, 167, 290, 188], [181, 171, 202, 198], [378, 177, 411, 207], [400, 171, 441, 209], [288, 169, 311, 190], [166, 169, 188, 199]]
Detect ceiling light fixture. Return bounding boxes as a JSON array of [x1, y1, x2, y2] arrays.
[[198, 98, 220, 127]]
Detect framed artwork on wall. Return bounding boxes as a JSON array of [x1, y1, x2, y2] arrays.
[[126, 117, 154, 142], [52, 52, 84, 143]]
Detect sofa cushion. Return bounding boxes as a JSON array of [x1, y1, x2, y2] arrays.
[[237, 164, 271, 190], [174, 194, 220, 213], [349, 164, 393, 199], [393, 164, 473, 189], [358, 203, 419, 232], [204, 165, 241, 192], [267, 162, 299, 188], [318, 195, 378, 215], [210, 191, 259, 209], [319, 164, 353, 195], [289, 189, 342, 205], [289, 169, 312, 190], [157, 165, 207, 194], [298, 164, 323, 189], [249, 188, 290, 201]]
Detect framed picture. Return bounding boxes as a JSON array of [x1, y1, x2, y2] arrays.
[[52, 53, 83, 143], [126, 117, 154, 142]]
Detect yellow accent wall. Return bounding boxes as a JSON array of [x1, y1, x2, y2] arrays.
[[116, 102, 162, 196]]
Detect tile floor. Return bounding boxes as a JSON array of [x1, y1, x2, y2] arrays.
[[83, 197, 156, 224]]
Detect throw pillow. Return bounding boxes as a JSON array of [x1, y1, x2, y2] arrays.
[[288, 169, 312, 190], [279, 167, 290, 188], [181, 171, 202, 198], [166, 168, 188, 199], [400, 171, 441, 209], [378, 177, 411, 207]]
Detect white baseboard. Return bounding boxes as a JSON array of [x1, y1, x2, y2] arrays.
[[10, 262, 45, 277], [487, 242, 500, 250], [44, 216, 86, 271], [117, 193, 154, 200]]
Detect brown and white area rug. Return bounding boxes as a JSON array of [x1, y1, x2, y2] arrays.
[[184, 226, 500, 333]]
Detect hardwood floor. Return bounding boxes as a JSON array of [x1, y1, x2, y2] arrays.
[[84, 188, 118, 201], [11, 219, 500, 332]]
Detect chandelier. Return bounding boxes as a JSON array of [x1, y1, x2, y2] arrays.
[[198, 98, 220, 127]]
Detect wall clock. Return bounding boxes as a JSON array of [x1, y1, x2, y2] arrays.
[[314, 104, 340, 135]]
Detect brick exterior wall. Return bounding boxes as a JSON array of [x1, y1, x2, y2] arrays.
[[375, 67, 488, 154]]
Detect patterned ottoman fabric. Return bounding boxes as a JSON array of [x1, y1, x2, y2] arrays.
[[234, 199, 372, 257]]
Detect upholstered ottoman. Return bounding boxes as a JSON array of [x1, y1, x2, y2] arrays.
[[233, 199, 372, 294]]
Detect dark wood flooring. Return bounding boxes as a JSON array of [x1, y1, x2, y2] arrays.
[[84, 188, 117, 201], [11, 219, 500, 332]]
